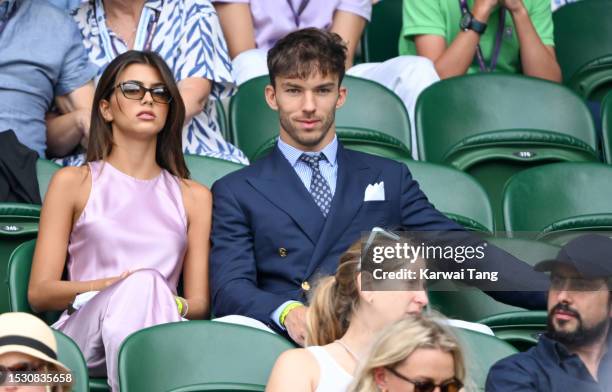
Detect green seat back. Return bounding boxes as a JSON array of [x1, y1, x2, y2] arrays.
[[7, 239, 62, 323], [118, 321, 294, 392], [54, 330, 89, 392], [230, 75, 411, 161], [553, 0, 612, 101], [0, 160, 59, 313], [478, 310, 548, 352], [8, 239, 112, 391], [603, 91, 612, 164], [7, 239, 36, 314], [214, 99, 231, 143], [416, 74, 599, 228], [453, 327, 517, 390], [0, 205, 40, 313], [361, 0, 402, 62], [397, 159, 494, 232], [429, 238, 558, 320], [503, 162, 612, 243], [36, 159, 61, 201], [185, 154, 245, 188], [429, 238, 557, 350]]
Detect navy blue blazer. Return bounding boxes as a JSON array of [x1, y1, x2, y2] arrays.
[[210, 143, 546, 325]]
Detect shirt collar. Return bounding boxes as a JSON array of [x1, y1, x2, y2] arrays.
[[277, 136, 338, 167], [0, 0, 16, 20]]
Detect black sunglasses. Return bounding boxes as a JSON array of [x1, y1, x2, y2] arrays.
[[386, 367, 463, 392], [115, 81, 172, 104]]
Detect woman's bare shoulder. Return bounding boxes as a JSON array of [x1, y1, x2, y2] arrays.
[[179, 178, 212, 215], [47, 165, 91, 194]]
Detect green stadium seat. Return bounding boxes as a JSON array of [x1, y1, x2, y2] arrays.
[[54, 330, 89, 392], [0, 205, 39, 313], [36, 159, 60, 201], [361, 0, 402, 63], [8, 239, 111, 391], [416, 74, 599, 228], [184, 154, 245, 188], [0, 159, 60, 313], [503, 162, 612, 244], [453, 327, 518, 390], [7, 240, 62, 323], [429, 237, 557, 350], [602, 91, 612, 163], [230, 75, 411, 161], [215, 99, 232, 143], [397, 159, 494, 232], [478, 311, 548, 352], [553, 0, 612, 101], [118, 321, 295, 392]]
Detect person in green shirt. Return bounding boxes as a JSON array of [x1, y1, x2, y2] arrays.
[[399, 0, 561, 81]]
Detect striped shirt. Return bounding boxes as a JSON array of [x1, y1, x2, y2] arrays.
[[277, 136, 338, 196], [65, 0, 248, 165]]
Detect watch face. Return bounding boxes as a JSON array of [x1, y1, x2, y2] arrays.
[[460, 12, 472, 30]]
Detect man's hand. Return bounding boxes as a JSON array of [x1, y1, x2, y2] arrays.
[[284, 305, 308, 346], [76, 109, 91, 148], [473, 0, 499, 21], [500, 0, 526, 13]]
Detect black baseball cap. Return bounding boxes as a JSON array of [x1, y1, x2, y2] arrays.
[[534, 234, 612, 279]]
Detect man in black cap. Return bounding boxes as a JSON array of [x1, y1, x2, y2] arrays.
[[486, 234, 612, 391]]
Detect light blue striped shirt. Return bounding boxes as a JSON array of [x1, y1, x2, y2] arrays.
[[277, 136, 339, 196]]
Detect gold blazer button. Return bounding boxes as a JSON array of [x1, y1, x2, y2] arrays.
[[278, 247, 288, 257], [301, 281, 311, 291]]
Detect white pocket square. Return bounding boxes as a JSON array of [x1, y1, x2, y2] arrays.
[[363, 181, 385, 201]]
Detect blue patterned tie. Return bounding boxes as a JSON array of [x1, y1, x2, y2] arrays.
[[299, 153, 333, 217]]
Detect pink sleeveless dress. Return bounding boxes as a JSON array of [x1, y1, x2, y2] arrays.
[[52, 160, 188, 391]]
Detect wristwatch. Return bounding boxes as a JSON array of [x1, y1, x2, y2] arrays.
[[460, 11, 487, 35]]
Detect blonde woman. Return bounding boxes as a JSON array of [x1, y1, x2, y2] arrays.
[[351, 315, 466, 392], [266, 234, 429, 392]]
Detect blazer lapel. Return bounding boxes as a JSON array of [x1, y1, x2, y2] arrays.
[[306, 145, 382, 276], [247, 146, 325, 245]]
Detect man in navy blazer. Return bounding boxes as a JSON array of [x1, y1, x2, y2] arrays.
[[211, 28, 547, 344]]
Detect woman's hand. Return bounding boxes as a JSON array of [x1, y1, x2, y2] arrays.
[[93, 270, 132, 291]]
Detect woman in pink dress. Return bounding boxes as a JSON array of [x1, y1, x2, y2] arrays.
[[28, 50, 211, 391]]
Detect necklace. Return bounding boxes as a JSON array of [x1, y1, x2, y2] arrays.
[[335, 339, 360, 362]]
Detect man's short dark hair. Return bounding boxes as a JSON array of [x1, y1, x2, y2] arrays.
[[267, 28, 347, 87]]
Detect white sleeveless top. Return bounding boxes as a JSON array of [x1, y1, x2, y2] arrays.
[[306, 346, 354, 392]]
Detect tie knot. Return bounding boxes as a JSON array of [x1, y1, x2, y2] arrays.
[[299, 153, 325, 168]]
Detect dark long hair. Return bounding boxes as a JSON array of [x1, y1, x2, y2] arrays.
[[87, 50, 189, 179]]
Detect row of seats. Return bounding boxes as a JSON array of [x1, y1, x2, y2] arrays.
[[49, 319, 516, 392], [227, 73, 612, 226], [362, 0, 612, 103], [7, 236, 553, 348], [7, 238, 522, 391], [2, 156, 611, 313], [2, 157, 606, 390]]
